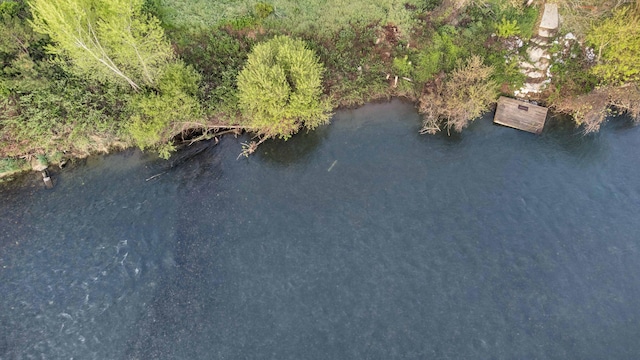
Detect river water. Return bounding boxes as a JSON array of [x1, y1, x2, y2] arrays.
[[1, 100, 640, 359]]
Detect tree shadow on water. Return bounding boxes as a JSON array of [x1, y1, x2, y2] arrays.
[[255, 125, 330, 167], [540, 114, 609, 163]]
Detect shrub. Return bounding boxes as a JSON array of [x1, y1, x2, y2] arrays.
[[587, 6, 640, 84], [496, 17, 519, 38], [475, 1, 537, 40], [255, 2, 274, 19], [127, 62, 202, 158], [0, 1, 20, 17], [236, 35, 332, 140], [169, 28, 253, 113], [393, 55, 413, 77], [413, 26, 464, 82], [419, 55, 498, 133]]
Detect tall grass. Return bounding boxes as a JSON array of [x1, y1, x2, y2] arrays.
[[554, 0, 637, 37]]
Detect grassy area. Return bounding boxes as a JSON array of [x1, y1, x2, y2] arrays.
[[0, 157, 28, 176], [159, 0, 428, 35]]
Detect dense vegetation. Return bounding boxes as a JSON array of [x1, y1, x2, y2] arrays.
[[1, 0, 639, 175], [237, 35, 331, 144]]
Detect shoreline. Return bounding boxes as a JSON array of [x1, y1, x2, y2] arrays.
[[2, 96, 633, 186], [2, 2, 639, 180]]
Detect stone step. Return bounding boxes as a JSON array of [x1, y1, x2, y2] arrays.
[[519, 61, 536, 70], [527, 46, 551, 63], [539, 28, 558, 38], [539, 4, 559, 31], [534, 58, 551, 70], [513, 3, 558, 97], [517, 82, 548, 95], [522, 69, 545, 78], [525, 76, 548, 84], [539, 3, 559, 38], [531, 36, 551, 47]]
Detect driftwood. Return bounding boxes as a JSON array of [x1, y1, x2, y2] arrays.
[[145, 172, 165, 182]]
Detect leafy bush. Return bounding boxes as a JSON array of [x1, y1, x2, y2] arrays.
[[496, 17, 519, 38], [393, 55, 412, 77], [237, 35, 331, 140], [413, 26, 464, 82], [219, 15, 259, 31], [0, 1, 20, 17], [127, 62, 202, 158], [419, 55, 498, 133], [170, 28, 253, 113], [475, 1, 537, 40], [255, 2, 274, 19], [548, 43, 598, 100], [1, 66, 131, 156]]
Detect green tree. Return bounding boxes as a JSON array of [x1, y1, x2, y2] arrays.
[[236, 35, 332, 140], [29, 0, 173, 90], [587, 5, 640, 84], [127, 62, 202, 158]]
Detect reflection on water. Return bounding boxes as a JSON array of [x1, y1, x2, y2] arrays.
[[1, 100, 640, 359]]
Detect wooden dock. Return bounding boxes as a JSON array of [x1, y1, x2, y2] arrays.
[[493, 96, 548, 134]]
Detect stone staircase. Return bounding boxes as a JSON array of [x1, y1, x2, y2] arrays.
[[515, 3, 559, 97]]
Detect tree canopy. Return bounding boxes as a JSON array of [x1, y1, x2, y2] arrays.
[[29, 0, 173, 90], [236, 35, 332, 140]]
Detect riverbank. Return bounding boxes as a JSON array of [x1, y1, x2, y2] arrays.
[[1, 0, 638, 178]]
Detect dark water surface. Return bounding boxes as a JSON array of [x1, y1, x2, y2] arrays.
[[2, 100, 640, 359]]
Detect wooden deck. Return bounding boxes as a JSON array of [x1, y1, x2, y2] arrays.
[[493, 96, 548, 134]]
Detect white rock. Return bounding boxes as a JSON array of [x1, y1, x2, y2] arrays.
[[519, 61, 536, 70], [527, 46, 546, 63], [525, 70, 546, 79], [534, 60, 550, 70], [531, 37, 549, 46], [520, 82, 545, 93], [564, 32, 576, 41], [585, 47, 596, 62]]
